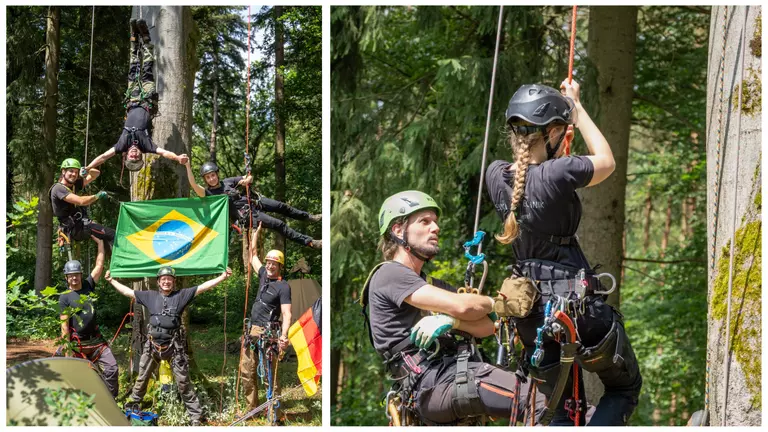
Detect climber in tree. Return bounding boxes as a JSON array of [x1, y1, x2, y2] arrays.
[[82, 18, 187, 174]]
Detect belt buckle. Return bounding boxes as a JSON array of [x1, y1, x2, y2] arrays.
[[402, 353, 422, 374]]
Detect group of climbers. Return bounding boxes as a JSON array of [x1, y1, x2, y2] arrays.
[[363, 78, 642, 426], [52, 17, 317, 426]]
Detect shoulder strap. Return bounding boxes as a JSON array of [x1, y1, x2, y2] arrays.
[[359, 261, 393, 350]]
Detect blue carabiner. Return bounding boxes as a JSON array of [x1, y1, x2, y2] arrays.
[[463, 231, 486, 265]]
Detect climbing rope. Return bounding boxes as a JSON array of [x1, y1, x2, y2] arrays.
[[235, 6, 253, 413], [110, 299, 135, 346], [722, 6, 748, 426], [705, 5, 728, 423], [564, 6, 577, 156], [465, 5, 503, 290], [84, 6, 95, 166]]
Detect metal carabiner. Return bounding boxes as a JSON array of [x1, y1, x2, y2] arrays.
[[593, 273, 617, 295]]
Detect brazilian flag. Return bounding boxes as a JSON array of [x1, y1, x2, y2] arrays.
[[110, 195, 229, 277]]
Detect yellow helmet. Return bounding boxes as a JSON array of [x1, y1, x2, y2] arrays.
[[265, 249, 285, 266]]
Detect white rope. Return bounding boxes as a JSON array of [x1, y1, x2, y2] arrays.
[[84, 6, 95, 165], [722, 5, 749, 426]]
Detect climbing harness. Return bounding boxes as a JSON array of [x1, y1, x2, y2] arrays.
[[242, 321, 282, 425], [721, 6, 749, 426]]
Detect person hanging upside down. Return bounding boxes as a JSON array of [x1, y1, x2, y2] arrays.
[[106, 265, 232, 426], [82, 18, 187, 174], [56, 237, 119, 399], [185, 160, 322, 249], [361, 190, 545, 425], [50, 158, 115, 249], [485, 78, 642, 426]]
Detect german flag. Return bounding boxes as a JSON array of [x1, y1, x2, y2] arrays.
[[288, 297, 322, 396]]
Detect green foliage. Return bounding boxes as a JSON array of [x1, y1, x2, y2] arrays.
[[42, 388, 96, 426], [6, 273, 65, 339]]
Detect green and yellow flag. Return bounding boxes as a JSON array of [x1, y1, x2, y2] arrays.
[[110, 195, 229, 277]]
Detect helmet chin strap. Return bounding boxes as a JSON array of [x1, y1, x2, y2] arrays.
[[391, 222, 433, 262], [544, 127, 569, 160]]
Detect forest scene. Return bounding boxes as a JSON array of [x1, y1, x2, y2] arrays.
[[6, 5, 321, 426], [330, 5, 761, 426]]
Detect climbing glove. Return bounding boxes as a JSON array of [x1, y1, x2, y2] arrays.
[[410, 314, 459, 350], [492, 276, 539, 318], [79, 167, 88, 178], [95, 191, 108, 200]]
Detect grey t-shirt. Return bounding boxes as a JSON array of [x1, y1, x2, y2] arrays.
[[485, 156, 594, 269], [368, 261, 457, 355], [59, 276, 98, 338], [134, 287, 198, 345], [50, 178, 88, 222]]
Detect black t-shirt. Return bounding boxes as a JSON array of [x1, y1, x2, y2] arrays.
[[368, 261, 456, 355], [485, 157, 594, 269], [114, 107, 157, 154], [59, 275, 98, 338], [250, 266, 292, 324], [205, 176, 248, 220], [50, 178, 88, 222], [134, 287, 198, 345]]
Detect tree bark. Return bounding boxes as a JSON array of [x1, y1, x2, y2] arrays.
[[705, 6, 761, 426], [661, 195, 672, 258], [643, 180, 653, 253], [128, 5, 197, 372], [209, 46, 219, 164], [578, 5, 638, 406], [273, 5, 287, 252], [35, 6, 60, 295]]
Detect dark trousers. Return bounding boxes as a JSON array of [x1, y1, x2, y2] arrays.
[[414, 358, 546, 425], [130, 338, 202, 422], [514, 295, 642, 426], [249, 196, 314, 246], [62, 218, 115, 252], [127, 40, 155, 103]]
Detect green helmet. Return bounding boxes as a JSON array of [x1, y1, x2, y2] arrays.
[[60, 158, 82, 170], [156, 266, 176, 278], [378, 190, 442, 236]]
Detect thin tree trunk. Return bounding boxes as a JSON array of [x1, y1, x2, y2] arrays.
[[209, 46, 219, 164], [661, 195, 672, 258], [643, 180, 653, 253], [274, 5, 287, 252], [35, 6, 60, 296]]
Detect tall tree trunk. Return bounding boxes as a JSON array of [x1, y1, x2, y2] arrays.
[[705, 6, 761, 426], [209, 46, 219, 164], [273, 5, 287, 252], [35, 6, 60, 295], [643, 181, 653, 253], [128, 5, 198, 373], [661, 195, 672, 258], [578, 5, 637, 407]]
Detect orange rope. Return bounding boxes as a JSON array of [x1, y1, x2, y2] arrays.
[[235, 6, 253, 414], [565, 6, 578, 157], [110, 299, 135, 346]]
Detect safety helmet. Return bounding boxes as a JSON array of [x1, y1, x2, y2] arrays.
[[505, 84, 575, 130], [60, 158, 82, 170], [265, 250, 285, 266], [156, 266, 176, 278], [200, 161, 219, 177], [378, 190, 442, 236], [63, 260, 83, 275]]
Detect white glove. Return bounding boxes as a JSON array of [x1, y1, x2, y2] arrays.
[[410, 314, 460, 350]]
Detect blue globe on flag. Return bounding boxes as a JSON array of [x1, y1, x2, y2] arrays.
[[153, 220, 194, 261]]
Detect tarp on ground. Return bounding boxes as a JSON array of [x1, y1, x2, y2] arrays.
[[285, 278, 321, 325], [6, 357, 130, 426]]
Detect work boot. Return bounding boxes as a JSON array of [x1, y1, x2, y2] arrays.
[[308, 213, 322, 222], [137, 18, 151, 44], [190, 420, 202, 426], [309, 239, 322, 249], [130, 18, 139, 41]]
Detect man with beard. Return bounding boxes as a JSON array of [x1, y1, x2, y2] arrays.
[[105, 265, 232, 426], [57, 237, 119, 399], [50, 158, 115, 248], [361, 190, 544, 425], [184, 160, 322, 249]]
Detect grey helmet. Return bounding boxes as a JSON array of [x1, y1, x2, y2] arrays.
[[156, 266, 176, 278], [505, 84, 575, 159], [63, 260, 83, 275], [200, 161, 219, 177]]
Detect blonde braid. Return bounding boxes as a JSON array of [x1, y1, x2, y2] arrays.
[[496, 135, 533, 244]]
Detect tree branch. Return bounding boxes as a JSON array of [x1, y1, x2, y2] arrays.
[[623, 256, 706, 265], [623, 265, 665, 286], [633, 91, 704, 137], [680, 6, 710, 15]]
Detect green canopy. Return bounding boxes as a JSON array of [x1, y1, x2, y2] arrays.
[[6, 357, 130, 426]]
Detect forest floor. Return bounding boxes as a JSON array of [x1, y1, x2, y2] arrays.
[[6, 324, 321, 426]]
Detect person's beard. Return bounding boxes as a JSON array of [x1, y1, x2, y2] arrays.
[[411, 242, 440, 261]]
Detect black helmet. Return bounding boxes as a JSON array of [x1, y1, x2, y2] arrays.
[[505, 84, 575, 129], [156, 266, 176, 278], [63, 260, 83, 275], [200, 161, 219, 177]]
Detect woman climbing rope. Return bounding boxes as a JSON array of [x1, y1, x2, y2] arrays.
[[485, 78, 642, 425]]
